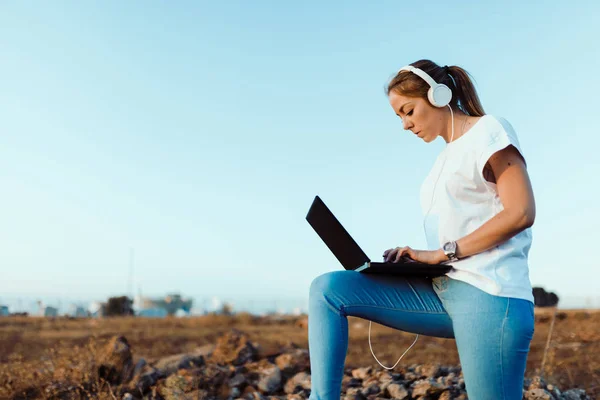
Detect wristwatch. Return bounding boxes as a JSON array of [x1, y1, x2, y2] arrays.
[[442, 241, 459, 261]]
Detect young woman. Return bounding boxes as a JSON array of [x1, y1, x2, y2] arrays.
[[308, 59, 536, 400]]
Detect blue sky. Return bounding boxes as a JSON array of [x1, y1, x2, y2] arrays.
[[1, 1, 599, 311]]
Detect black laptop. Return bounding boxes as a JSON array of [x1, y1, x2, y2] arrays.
[[306, 195, 452, 278]]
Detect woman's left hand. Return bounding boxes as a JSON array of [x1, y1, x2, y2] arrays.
[[383, 246, 446, 265]]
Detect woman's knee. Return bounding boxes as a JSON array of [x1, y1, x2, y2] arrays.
[[309, 270, 352, 299]]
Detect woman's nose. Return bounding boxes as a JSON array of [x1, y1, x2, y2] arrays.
[[403, 118, 413, 131]]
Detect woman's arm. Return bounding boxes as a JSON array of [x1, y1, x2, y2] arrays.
[[438, 144, 536, 261], [384, 144, 536, 265]]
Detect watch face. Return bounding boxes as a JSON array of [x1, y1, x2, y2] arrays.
[[443, 242, 455, 252]]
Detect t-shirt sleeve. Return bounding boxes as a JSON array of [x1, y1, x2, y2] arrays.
[[476, 117, 526, 179]]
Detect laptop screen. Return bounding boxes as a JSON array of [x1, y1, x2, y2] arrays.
[[306, 196, 370, 270]]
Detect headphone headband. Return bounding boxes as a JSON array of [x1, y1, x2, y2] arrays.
[[399, 66, 438, 90], [398, 65, 452, 108]]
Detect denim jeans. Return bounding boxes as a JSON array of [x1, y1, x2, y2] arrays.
[[308, 270, 534, 400]]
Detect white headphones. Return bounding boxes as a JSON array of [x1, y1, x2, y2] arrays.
[[399, 65, 452, 108]]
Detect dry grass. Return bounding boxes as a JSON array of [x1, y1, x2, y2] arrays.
[[0, 309, 598, 399]]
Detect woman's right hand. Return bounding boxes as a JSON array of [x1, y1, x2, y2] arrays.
[[383, 246, 445, 264], [382, 246, 412, 263]]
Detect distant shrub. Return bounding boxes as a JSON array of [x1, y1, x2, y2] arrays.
[[105, 296, 134, 317], [532, 287, 559, 307]]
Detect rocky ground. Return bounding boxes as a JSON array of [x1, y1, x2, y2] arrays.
[[0, 309, 597, 399], [5, 328, 594, 400]]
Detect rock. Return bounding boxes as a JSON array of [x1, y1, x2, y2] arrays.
[[378, 380, 392, 394], [547, 384, 562, 399], [243, 385, 259, 395], [411, 379, 446, 398], [96, 336, 134, 385], [562, 388, 591, 400], [342, 375, 364, 392], [153, 345, 213, 376], [165, 374, 195, 392], [132, 358, 147, 377], [528, 376, 548, 391], [524, 388, 552, 400], [195, 363, 231, 392], [229, 373, 248, 388], [386, 383, 409, 399], [360, 384, 380, 397], [187, 389, 210, 399], [391, 373, 403, 381], [245, 390, 268, 400], [159, 373, 201, 400], [211, 329, 259, 366], [352, 366, 373, 380], [345, 387, 368, 400], [415, 364, 442, 379], [143, 386, 165, 400], [122, 394, 133, 400], [245, 359, 282, 394], [375, 371, 393, 383], [438, 392, 452, 400], [275, 349, 310, 379], [257, 366, 282, 394], [403, 371, 419, 383], [286, 394, 306, 400], [130, 369, 160, 395], [283, 372, 311, 394], [445, 372, 457, 385], [362, 376, 380, 388]]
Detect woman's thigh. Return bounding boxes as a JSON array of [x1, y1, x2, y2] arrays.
[[434, 276, 535, 400], [309, 270, 454, 338]]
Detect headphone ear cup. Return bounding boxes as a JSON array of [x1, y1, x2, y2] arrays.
[[429, 84, 452, 107]]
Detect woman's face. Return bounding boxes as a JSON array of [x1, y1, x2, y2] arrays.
[[388, 91, 446, 143]]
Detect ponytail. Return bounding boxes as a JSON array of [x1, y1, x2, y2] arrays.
[[446, 65, 485, 116]]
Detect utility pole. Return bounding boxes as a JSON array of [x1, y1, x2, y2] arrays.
[[128, 247, 135, 300]]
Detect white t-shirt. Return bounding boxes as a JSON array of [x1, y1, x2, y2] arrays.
[[421, 114, 534, 303]]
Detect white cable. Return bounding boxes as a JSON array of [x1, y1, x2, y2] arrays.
[[448, 105, 455, 143], [368, 106, 456, 370], [423, 104, 455, 237], [368, 321, 420, 370]]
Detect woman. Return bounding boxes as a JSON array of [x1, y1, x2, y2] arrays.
[[308, 59, 536, 400]]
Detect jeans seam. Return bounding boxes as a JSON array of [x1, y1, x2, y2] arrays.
[[500, 298, 510, 400], [344, 303, 447, 315], [321, 293, 345, 316]]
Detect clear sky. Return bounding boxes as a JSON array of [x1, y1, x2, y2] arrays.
[[1, 1, 599, 311]]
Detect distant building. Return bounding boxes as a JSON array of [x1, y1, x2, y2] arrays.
[[37, 301, 58, 317], [88, 301, 106, 318], [137, 307, 168, 317], [174, 309, 189, 317], [189, 307, 207, 316], [68, 304, 88, 318], [43, 306, 58, 317], [134, 293, 193, 317], [0, 305, 9, 316]]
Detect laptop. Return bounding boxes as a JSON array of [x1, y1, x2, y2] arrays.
[[306, 195, 452, 278]]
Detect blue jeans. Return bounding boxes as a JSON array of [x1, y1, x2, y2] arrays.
[[308, 270, 534, 400]]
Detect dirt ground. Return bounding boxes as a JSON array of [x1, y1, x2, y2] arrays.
[[0, 308, 598, 398]]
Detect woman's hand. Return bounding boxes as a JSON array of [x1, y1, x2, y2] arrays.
[[382, 246, 446, 265]]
